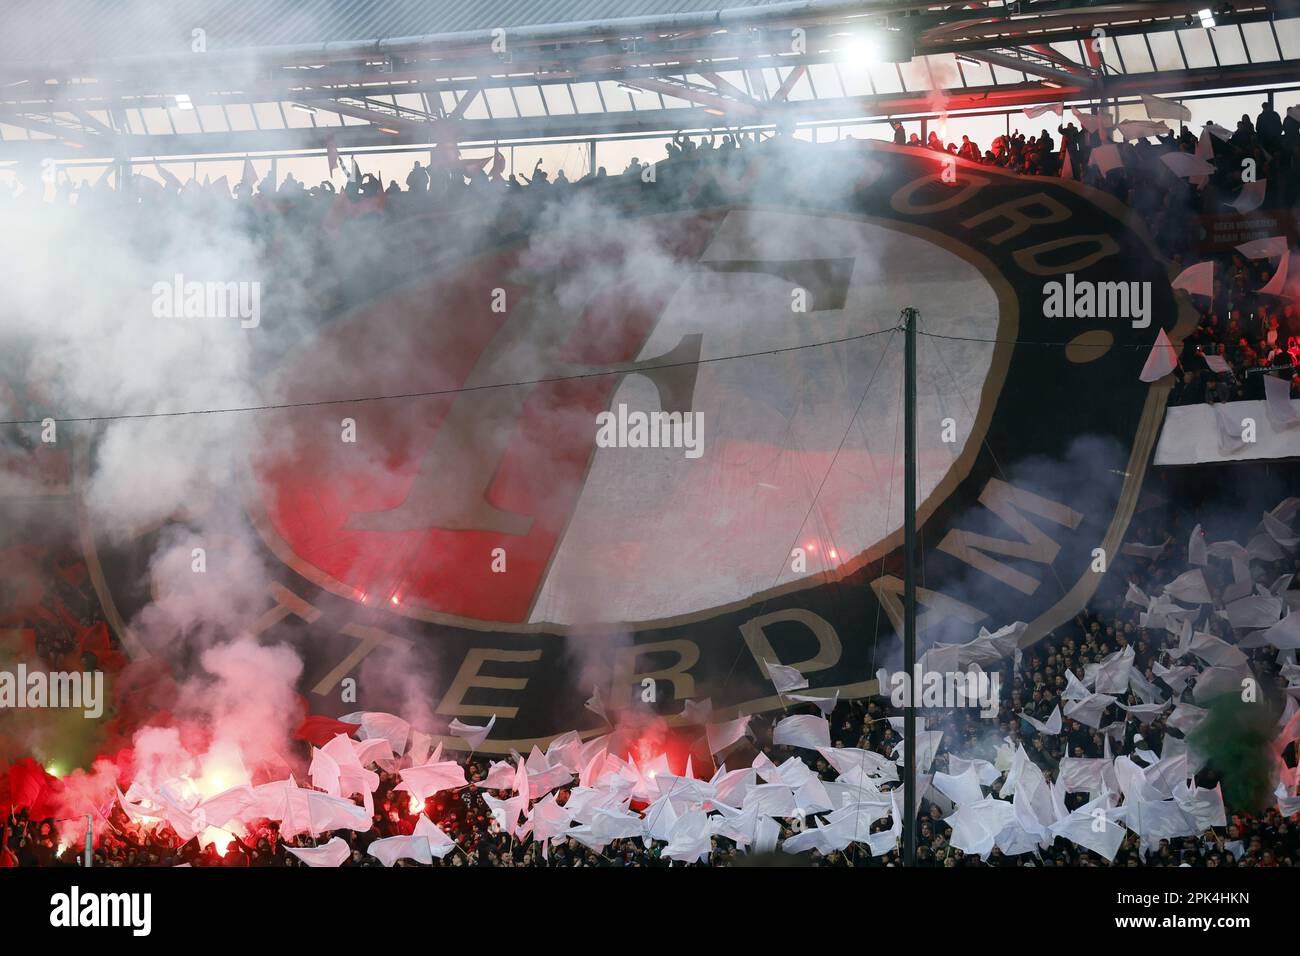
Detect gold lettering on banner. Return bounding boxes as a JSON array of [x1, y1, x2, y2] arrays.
[[609, 639, 699, 709], [889, 174, 988, 215], [739, 608, 842, 679], [437, 647, 543, 718], [311, 624, 414, 696], [960, 194, 1070, 245], [937, 478, 1083, 595], [250, 582, 323, 636], [870, 574, 988, 635], [1013, 235, 1120, 275]]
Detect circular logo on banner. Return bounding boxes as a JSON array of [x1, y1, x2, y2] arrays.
[[86, 143, 1191, 749]]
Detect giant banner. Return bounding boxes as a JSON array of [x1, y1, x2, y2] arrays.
[[70, 142, 1190, 751]]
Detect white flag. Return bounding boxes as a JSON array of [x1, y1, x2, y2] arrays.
[[1118, 119, 1170, 141], [772, 714, 831, 750], [1164, 568, 1213, 604], [367, 833, 432, 867], [584, 686, 608, 722], [448, 715, 496, 751], [1072, 109, 1114, 132], [680, 698, 713, 724], [1019, 705, 1062, 735], [1161, 151, 1215, 178], [1236, 235, 1289, 261], [1088, 143, 1125, 174], [1141, 94, 1192, 122], [1139, 328, 1179, 381], [1227, 180, 1267, 213], [787, 690, 839, 715], [1063, 692, 1117, 729], [1024, 102, 1064, 119], [1171, 261, 1214, 298], [706, 714, 752, 755], [764, 659, 809, 694], [1258, 252, 1292, 297], [339, 711, 410, 756], [396, 760, 468, 801], [286, 837, 351, 868]]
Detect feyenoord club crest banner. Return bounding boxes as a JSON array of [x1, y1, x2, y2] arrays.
[[78, 142, 1192, 751]]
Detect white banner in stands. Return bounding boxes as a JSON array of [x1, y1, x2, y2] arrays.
[[1155, 399, 1300, 465]]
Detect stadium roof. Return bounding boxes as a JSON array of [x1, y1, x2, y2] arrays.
[[10, 1, 808, 63], [2, 1, 1299, 161]]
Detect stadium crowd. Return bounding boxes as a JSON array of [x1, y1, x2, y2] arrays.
[[4, 471, 1297, 868], [2, 102, 1298, 402]]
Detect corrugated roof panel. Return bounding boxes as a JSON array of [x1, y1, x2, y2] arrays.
[[0, 0, 795, 64]]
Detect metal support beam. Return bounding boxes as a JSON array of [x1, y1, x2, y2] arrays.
[[698, 70, 765, 110], [71, 109, 117, 137], [5, 58, 1298, 161], [618, 76, 760, 118], [1, 114, 100, 148], [1027, 43, 1091, 77], [773, 65, 808, 102], [448, 87, 481, 120], [964, 49, 1088, 89], [318, 98, 432, 136]]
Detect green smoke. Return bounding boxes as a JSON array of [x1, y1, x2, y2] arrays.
[[1186, 693, 1280, 814]]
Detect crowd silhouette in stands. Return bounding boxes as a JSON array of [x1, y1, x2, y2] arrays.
[[2, 103, 1297, 400]]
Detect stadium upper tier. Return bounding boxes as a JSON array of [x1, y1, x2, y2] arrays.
[[0, 1, 1298, 160]]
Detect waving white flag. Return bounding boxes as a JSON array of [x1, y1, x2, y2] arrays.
[[773, 714, 831, 750], [448, 716, 496, 751], [286, 837, 351, 868], [764, 660, 809, 694]]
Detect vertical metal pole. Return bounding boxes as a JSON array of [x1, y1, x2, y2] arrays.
[[1097, 45, 1110, 125], [83, 815, 93, 867], [902, 307, 918, 866]]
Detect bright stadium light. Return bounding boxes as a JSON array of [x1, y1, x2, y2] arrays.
[[837, 28, 915, 64], [840, 32, 882, 64], [173, 93, 194, 109], [1198, 7, 1216, 28]]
